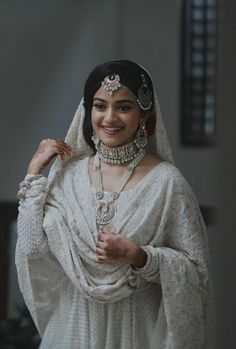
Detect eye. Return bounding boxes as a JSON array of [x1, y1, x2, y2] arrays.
[[93, 103, 106, 111], [117, 105, 132, 112]]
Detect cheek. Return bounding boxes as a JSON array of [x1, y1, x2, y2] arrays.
[[91, 111, 100, 129], [127, 114, 143, 131]]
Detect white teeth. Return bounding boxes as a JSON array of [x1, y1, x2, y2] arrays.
[[104, 127, 121, 131]]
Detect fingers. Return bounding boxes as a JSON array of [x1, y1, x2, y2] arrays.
[[54, 144, 71, 160], [42, 139, 72, 160], [96, 240, 106, 248], [97, 255, 107, 262], [41, 138, 72, 151], [96, 240, 106, 253], [102, 226, 110, 234], [96, 238, 109, 261], [96, 233, 120, 262], [56, 141, 72, 160], [101, 226, 117, 235], [29, 139, 73, 173], [96, 245, 107, 262], [97, 231, 116, 242], [96, 229, 120, 262], [55, 139, 72, 151], [96, 247, 106, 256], [97, 233, 104, 242]]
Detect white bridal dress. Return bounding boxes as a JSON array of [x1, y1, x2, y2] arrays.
[[16, 95, 214, 348]]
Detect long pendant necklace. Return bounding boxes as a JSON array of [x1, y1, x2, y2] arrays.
[[93, 150, 145, 232]]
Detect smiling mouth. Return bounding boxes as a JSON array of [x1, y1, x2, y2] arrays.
[[101, 126, 123, 135]]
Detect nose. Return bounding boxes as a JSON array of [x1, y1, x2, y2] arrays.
[[103, 106, 117, 123]]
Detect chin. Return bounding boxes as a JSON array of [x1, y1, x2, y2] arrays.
[[98, 134, 133, 147], [101, 139, 124, 147], [98, 135, 126, 147]]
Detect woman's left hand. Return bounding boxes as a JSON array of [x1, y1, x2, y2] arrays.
[[96, 227, 147, 267]]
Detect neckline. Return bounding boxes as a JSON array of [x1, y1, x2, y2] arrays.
[[86, 156, 168, 194]]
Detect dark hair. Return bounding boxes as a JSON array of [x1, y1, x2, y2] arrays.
[[82, 59, 155, 152]]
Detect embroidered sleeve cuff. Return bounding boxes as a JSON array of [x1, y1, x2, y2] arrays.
[[25, 174, 44, 181], [17, 174, 48, 201], [132, 246, 160, 283], [132, 246, 152, 273]]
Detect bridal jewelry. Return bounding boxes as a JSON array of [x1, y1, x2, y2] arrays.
[[92, 123, 148, 165], [102, 74, 122, 95], [101, 73, 152, 110], [93, 150, 145, 230], [137, 74, 153, 111]]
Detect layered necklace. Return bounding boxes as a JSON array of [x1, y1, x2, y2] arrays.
[[93, 150, 145, 232]]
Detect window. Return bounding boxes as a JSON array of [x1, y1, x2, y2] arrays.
[[181, 0, 219, 145]]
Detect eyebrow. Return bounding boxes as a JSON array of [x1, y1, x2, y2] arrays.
[[93, 97, 135, 105]]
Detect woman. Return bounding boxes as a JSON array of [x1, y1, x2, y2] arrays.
[[16, 60, 213, 348]]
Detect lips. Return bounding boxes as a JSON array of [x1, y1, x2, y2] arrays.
[[101, 126, 123, 135], [104, 127, 121, 131]]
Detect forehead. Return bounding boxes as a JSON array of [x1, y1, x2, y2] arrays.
[[93, 85, 137, 102]]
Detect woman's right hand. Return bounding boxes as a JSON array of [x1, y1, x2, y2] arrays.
[[27, 139, 72, 175]]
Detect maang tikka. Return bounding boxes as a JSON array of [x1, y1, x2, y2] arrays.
[[101, 74, 122, 95]]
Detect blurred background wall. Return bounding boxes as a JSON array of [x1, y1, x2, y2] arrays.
[[0, 0, 235, 348], [0, 0, 218, 205]]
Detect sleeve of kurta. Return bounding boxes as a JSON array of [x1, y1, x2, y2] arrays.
[[17, 174, 49, 256], [15, 174, 64, 335], [133, 190, 213, 348]]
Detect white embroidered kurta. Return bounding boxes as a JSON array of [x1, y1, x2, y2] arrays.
[[16, 156, 213, 349]]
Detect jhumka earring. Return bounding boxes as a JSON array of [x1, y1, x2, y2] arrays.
[[91, 132, 100, 147], [134, 121, 148, 150]]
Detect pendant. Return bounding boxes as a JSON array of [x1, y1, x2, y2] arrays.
[[96, 201, 116, 226]]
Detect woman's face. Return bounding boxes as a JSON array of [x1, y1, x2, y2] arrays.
[[91, 85, 144, 147]]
